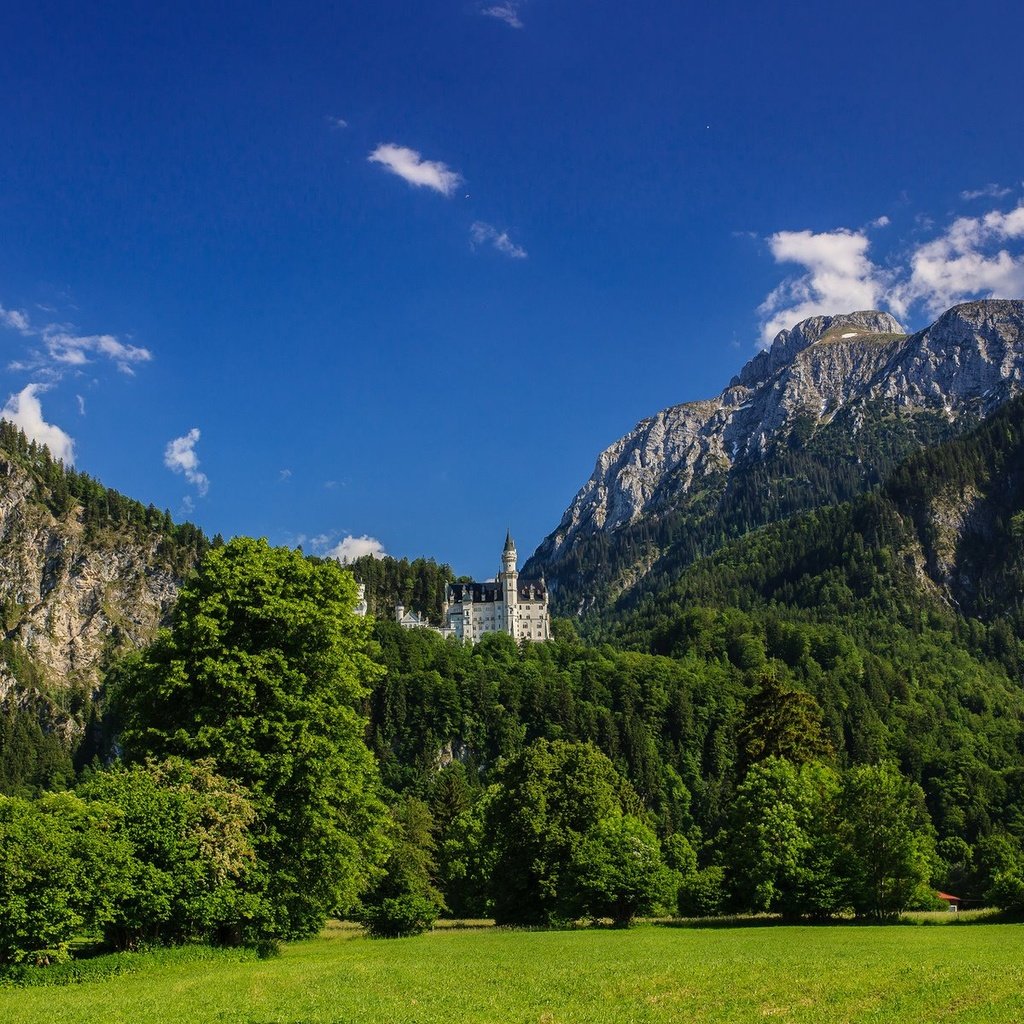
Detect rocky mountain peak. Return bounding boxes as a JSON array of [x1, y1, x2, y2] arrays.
[[734, 310, 906, 389]]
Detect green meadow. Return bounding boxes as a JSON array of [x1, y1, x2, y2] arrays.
[[2, 919, 1022, 1024]]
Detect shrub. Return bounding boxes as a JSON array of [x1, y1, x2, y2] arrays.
[[361, 893, 440, 938], [677, 866, 727, 917]]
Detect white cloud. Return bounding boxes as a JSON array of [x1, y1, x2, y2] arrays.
[[470, 221, 528, 259], [327, 534, 387, 563], [368, 143, 463, 197], [278, 468, 292, 482], [757, 228, 888, 346], [482, 2, 525, 28], [164, 428, 209, 496], [961, 184, 1012, 201], [870, 215, 891, 229], [327, 116, 348, 130], [42, 329, 152, 375], [891, 203, 1024, 318], [757, 199, 1024, 344], [76, 394, 86, 416], [1, 384, 75, 464]]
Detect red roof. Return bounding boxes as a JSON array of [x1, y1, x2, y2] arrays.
[[935, 891, 961, 901]]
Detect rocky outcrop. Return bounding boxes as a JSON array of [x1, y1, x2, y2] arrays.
[[0, 456, 184, 732], [540, 301, 1024, 564]]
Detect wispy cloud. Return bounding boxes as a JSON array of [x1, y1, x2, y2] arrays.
[[961, 183, 1012, 201], [278, 468, 292, 482], [1, 384, 75, 464], [0, 304, 152, 376], [368, 143, 463, 197], [41, 329, 152, 375], [0, 304, 32, 334], [327, 115, 349, 130], [482, 2, 525, 28], [757, 198, 1024, 344], [164, 428, 209, 496], [470, 221, 528, 259], [327, 534, 387, 563]]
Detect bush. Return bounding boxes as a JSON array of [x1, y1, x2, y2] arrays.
[[0, 793, 131, 965], [677, 866, 727, 917], [988, 872, 1024, 912], [361, 893, 439, 938]]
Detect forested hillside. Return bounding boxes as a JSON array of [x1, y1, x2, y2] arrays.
[[362, 397, 1024, 910], [0, 421, 209, 768], [346, 553, 456, 623]]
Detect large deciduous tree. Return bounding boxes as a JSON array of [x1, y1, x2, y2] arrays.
[[483, 739, 639, 925], [113, 537, 389, 939], [726, 757, 843, 918], [839, 762, 935, 918]]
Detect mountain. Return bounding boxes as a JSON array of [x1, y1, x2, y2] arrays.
[[367, 400, 1024, 881], [526, 300, 1024, 618], [0, 421, 208, 740], [616, 387, 1024, 646]]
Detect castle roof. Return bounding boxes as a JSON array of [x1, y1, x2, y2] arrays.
[[448, 578, 547, 604], [504, 529, 516, 553]]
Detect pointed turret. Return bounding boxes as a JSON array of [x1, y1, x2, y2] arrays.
[[504, 529, 515, 553]]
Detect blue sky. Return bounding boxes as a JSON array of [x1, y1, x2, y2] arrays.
[[2, 1, 1024, 578]]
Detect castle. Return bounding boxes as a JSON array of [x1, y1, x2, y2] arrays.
[[395, 532, 551, 643]]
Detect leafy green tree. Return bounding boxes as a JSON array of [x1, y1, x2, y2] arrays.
[[0, 792, 131, 965], [726, 757, 843, 918], [78, 758, 264, 948], [360, 797, 445, 938], [677, 866, 727, 918], [569, 815, 673, 926], [113, 537, 389, 939], [435, 793, 494, 918], [839, 763, 936, 919], [484, 739, 633, 925]]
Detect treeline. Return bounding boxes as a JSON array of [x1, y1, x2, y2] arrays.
[[0, 420, 210, 574], [0, 707, 75, 797], [366, 616, 1024, 911], [347, 553, 456, 623]]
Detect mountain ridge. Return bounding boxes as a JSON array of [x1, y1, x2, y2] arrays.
[[526, 299, 1024, 617]]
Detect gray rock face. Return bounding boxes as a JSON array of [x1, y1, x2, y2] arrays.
[[543, 300, 1024, 561], [0, 457, 183, 733]]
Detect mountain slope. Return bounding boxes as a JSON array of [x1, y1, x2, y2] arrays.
[[0, 422, 208, 738], [615, 388, 1024, 648], [526, 300, 1024, 618]]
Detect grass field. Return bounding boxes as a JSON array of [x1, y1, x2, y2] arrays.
[[2, 918, 1022, 1023]]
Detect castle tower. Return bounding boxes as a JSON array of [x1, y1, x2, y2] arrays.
[[501, 530, 518, 635]]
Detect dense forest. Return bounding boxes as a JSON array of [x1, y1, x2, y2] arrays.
[[6, 392, 1024, 963], [344, 553, 456, 624]]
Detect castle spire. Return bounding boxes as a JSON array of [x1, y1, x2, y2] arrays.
[[504, 529, 515, 553]]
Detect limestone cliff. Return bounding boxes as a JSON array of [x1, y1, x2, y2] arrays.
[[0, 440, 203, 737]]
